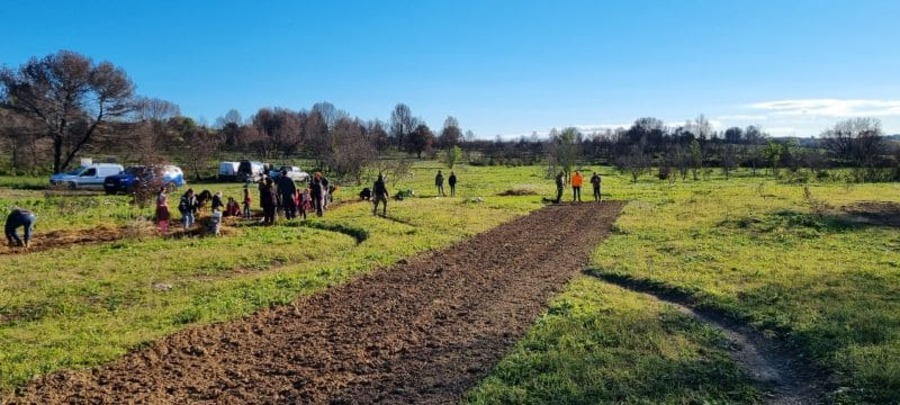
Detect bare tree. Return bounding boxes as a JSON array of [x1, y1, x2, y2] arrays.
[[615, 142, 650, 182], [544, 127, 581, 180], [367, 120, 390, 151], [0, 109, 46, 173], [719, 143, 738, 179], [327, 117, 375, 184], [0, 50, 136, 173], [820, 117, 884, 181], [389, 103, 418, 151], [406, 124, 434, 158], [438, 116, 462, 148]]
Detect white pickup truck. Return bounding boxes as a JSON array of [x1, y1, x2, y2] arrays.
[[269, 166, 309, 183]]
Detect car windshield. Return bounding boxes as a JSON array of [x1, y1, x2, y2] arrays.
[[66, 167, 87, 175]]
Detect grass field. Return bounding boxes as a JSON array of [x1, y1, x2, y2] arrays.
[[1, 164, 899, 403], [466, 172, 900, 404]]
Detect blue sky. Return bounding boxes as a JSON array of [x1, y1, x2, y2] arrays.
[[3, 0, 899, 137]]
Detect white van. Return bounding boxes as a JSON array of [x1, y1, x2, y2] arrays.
[[218, 161, 240, 181], [50, 163, 124, 190]]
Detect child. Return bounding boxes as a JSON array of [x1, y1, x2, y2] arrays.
[[208, 208, 222, 236], [155, 187, 169, 235], [225, 196, 241, 217], [242, 186, 252, 219], [211, 191, 224, 212], [298, 188, 311, 220]]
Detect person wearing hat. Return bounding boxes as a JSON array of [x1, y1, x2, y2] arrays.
[[5, 208, 36, 248]]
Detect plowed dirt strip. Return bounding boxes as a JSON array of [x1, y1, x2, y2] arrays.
[[6, 201, 625, 405]]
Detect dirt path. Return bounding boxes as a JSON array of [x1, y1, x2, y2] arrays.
[[587, 272, 829, 405], [6, 201, 625, 404]]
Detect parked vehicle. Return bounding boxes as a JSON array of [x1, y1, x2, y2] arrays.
[[269, 166, 309, 183], [218, 161, 240, 181], [237, 160, 266, 182], [103, 165, 185, 194], [50, 163, 124, 190]]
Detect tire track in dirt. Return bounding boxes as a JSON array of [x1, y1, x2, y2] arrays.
[[5, 201, 624, 404], [585, 271, 829, 405]]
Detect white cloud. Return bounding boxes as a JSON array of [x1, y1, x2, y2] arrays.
[[763, 127, 799, 136], [748, 99, 900, 118], [574, 124, 630, 133], [717, 114, 769, 121]]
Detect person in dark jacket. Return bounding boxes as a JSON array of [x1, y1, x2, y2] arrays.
[[5, 208, 36, 248], [178, 189, 198, 230], [435, 170, 445, 196], [373, 174, 389, 216], [259, 178, 277, 224], [211, 191, 224, 212], [276, 169, 298, 219], [554, 172, 564, 204], [448, 171, 457, 197], [310, 174, 325, 217], [590, 172, 602, 201]]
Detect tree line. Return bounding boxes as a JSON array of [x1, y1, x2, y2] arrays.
[[2, 50, 898, 184]]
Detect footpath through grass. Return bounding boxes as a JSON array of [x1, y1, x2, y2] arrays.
[[467, 173, 900, 404]]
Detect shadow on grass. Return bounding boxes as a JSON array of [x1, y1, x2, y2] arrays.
[[716, 208, 899, 239], [280, 220, 369, 244]]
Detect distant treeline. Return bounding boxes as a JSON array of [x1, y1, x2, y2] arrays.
[[1, 50, 898, 183]]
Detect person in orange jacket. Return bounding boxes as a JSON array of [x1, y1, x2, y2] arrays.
[[571, 170, 584, 202]]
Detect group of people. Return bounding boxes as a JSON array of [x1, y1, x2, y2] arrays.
[[555, 170, 602, 203], [152, 169, 335, 235], [434, 170, 458, 197]]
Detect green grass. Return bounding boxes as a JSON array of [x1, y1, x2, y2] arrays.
[[464, 278, 761, 404], [467, 171, 900, 404], [0, 164, 552, 392], [2, 165, 899, 404]]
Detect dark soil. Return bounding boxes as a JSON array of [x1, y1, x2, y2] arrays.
[[496, 188, 539, 196], [841, 200, 900, 227], [6, 201, 625, 404]]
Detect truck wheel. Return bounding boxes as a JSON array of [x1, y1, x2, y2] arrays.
[[68, 182, 77, 190]]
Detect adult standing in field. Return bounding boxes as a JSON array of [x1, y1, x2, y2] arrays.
[[320, 173, 331, 209], [554, 172, 564, 204], [435, 170, 445, 197], [5, 208, 36, 248], [448, 171, 457, 197], [373, 173, 389, 216], [590, 172, 602, 201], [155, 187, 170, 235], [310, 174, 325, 217], [277, 169, 298, 220], [571, 170, 583, 202], [259, 177, 277, 225], [178, 188, 198, 230]]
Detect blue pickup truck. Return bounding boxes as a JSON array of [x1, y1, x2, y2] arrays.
[[103, 165, 185, 194]]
